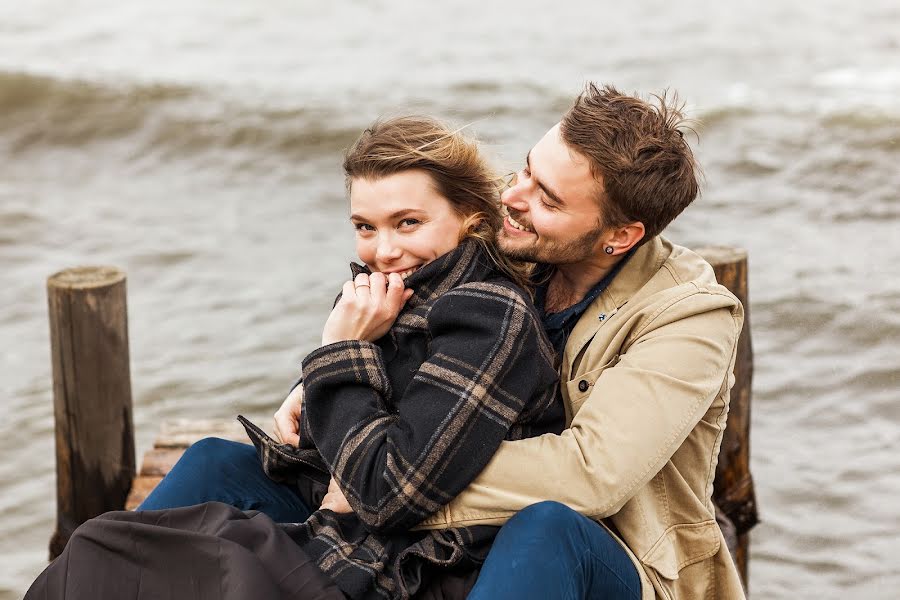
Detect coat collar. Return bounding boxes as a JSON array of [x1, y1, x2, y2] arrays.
[[349, 238, 499, 310], [562, 236, 672, 369]]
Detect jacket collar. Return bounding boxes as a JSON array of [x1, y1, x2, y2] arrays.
[[562, 236, 672, 369], [349, 238, 499, 310]]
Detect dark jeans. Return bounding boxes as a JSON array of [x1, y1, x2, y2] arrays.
[[467, 501, 641, 600], [138, 438, 641, 600], [138, 437, 312, 523]]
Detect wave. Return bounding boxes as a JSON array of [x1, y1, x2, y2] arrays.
[[0, 70, 368, 162], [0, 70, 196, 147], [0, 71, 576, 169], [2, 69, 898, 167], [0, 69, 196, 113]]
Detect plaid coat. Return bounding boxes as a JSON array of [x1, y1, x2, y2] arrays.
[[241, 238, 564, 599]]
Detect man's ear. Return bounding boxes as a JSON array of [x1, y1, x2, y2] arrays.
[[607, 222, 645, 255]]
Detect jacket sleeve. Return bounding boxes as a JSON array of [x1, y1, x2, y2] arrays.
[[415, 292, 742, 529], [300, 283, 558, 533]]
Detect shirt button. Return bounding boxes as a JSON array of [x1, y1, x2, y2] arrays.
[[578, 380, 589, 392]]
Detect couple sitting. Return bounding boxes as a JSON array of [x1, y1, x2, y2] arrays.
[[30, 83, 746, 600]]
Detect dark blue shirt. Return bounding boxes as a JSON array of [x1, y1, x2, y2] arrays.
[[534, 249, 635, 361]]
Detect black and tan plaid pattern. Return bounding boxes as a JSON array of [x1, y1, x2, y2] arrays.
[[242, 239, 563, 600]]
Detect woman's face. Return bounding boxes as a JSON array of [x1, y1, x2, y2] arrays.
[[350, 170, 466, 279]]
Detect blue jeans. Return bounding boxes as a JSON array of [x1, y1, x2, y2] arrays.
[[140, 439, 641, 599], [137, 437, 312, 523], [468, 501, 642, 600]]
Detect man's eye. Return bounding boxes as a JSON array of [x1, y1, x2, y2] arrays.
[[399, 218, 421, 227], [539, 197, 557, 211]]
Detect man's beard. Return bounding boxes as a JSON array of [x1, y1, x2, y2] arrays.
[[498, 225, 604, 265]]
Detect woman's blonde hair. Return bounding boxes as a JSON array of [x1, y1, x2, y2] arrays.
[[343, 115, 533, 291]]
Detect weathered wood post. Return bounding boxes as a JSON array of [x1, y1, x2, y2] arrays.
[[47, 266, 136, 559], [695, 247, 758, 589]]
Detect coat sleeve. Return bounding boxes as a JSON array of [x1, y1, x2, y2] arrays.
[[300, 282, 558, 533], [415, 292, 743, 529]]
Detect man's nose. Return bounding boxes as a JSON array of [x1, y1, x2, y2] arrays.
[[501, 177, 530, 212]]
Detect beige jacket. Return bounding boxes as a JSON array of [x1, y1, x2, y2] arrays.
[[417, 236, 747, 600]]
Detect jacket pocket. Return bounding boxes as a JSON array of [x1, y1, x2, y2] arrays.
[[640, 520, 721, 600], [564, 355, 619, 421]]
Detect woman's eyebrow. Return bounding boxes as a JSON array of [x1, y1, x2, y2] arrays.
[[350, 208, 427, 221], [387, 208, 427, 219], [526, 151, 566, 207]]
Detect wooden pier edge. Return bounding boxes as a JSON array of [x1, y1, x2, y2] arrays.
[[49, 245, 758, 590]]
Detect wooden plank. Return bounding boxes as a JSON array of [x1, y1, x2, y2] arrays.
[[155, 418, 250, 447], [125, 476, 164, 511], [138, 447, 189, 476]]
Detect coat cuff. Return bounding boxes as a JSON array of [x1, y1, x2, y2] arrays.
[[301, 340, 392, 398]]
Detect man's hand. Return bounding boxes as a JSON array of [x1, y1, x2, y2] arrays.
[[321, 272, 413, 346], [321, 477, 353, 514], [273, 383, 304, 447]]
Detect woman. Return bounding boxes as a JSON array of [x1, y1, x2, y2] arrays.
[[28, 116, 563, 600]]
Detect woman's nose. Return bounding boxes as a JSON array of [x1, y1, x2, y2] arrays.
[[376, 235, 402, 263]]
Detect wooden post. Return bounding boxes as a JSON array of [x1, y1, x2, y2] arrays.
[[696, 246, 758, 589], [47, 266, 136, 559]]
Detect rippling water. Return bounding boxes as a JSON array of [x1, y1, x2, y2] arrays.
[[2, 1, 899, 598]]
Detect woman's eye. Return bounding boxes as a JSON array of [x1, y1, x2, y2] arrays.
[[355, 223, 375, 232], [399, 218, 421, 227]]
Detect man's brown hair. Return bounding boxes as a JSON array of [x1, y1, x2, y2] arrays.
[[560, 83, 700, 242]]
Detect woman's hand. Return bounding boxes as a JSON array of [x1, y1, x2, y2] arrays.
[[273, 383, 304, 447], [321, 272, 413, 345], [321, 477, 354, 514]]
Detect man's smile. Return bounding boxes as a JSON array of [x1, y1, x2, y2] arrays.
[[502, 207, 536, 234]]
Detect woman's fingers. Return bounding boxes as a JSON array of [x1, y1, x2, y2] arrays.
[[384, 273, 404, 312], [368, 272, 387, 304], [353, 273, 370, 287], [358, 272, 395, 318], [340, 279, 357, 304], [324, 271, 410, 344]]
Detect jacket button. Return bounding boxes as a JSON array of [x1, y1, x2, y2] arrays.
[[578, 380, 589, 392]]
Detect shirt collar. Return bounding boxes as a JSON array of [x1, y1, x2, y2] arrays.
[[534, 247, 637, 324]]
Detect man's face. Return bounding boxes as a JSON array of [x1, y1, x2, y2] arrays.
[[498, 124, 607, 265]]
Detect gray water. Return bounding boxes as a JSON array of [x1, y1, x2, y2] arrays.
[[1, 1, 899, 598]]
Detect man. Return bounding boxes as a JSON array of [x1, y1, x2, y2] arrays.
[[148, 83, 747, 599]]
